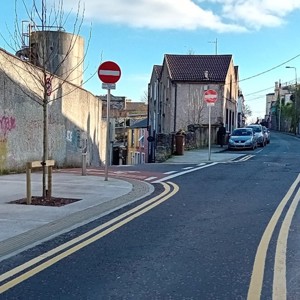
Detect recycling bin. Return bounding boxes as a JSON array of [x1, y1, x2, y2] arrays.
[[175, 134, 185, 155]]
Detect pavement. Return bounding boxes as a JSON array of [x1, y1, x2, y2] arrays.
[[0, 145, 242, 261]]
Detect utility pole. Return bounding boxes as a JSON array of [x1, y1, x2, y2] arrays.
[[286, 66, 298, 134], [278, 80, 281, 131]]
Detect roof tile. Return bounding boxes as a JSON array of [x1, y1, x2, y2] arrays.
[[165, 54, 232, 82]]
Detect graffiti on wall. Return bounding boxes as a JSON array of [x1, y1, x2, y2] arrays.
[[0, 115, 16, 170], [0, 116, 16, 137], [67, 129, 81, 148]]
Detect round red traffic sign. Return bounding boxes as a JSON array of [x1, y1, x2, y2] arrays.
[[204, 89, 218, 103], [98, 61, 121, 84], [45, 77, 52, 96]]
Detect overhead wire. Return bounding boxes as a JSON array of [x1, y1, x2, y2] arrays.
[[237, 53, 300, 105], [244, 85, 274, 97], [238, 53, 300, 83]]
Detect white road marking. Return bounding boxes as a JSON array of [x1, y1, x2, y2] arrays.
[[237, 155, 254, 162], [153, 162, 218, 183], [144, 177, 157, 181]]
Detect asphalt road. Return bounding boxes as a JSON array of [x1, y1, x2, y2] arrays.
[[1, 131, 300, 299]]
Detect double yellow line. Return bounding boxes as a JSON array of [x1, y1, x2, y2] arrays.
[[0, 181, 179, 294], [247, 173, 300, 299]]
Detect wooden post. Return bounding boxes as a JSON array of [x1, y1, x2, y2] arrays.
[[26, 160, 55, 204]]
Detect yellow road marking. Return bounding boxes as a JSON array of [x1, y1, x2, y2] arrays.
[[247, 173, 300, 300], [0, 182, 179, 293], [0, 182, 171, 284], [273, 185, 300, 299]]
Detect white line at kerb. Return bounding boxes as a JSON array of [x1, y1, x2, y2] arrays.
[[153, 162, 218, 183], [99, 70, 120, 76]]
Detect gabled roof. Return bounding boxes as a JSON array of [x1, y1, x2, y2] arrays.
[[130, 118, 148, 128], [126, 101, 148, 113], [153, 65, 162, 80], [164, 54, 233, 82]]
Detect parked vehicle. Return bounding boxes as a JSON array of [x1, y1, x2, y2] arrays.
[[262, 126, 270, 144], [246, 124, 267, 147], [228, 127, 257, 150]]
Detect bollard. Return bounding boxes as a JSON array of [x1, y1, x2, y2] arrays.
[[82, 152, 87, 176], [26, 162, 32, 205]]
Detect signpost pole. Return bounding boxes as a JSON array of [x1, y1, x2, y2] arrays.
[[98, 60, 121, 181], [204, 89, 218, 161], [105, 89, 111, 181], [208, 105, 211, 161]]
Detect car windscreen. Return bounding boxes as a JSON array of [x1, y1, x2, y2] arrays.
[[247, 126, 260, 133], [232, 129, 252, 136]]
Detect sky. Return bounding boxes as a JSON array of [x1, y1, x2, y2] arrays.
[[1, 0, 300, 123]]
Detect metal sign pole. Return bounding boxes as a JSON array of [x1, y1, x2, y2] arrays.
[[208, 104, 211, 161], [98, 60, 121, 181], [105, 89, 111, 181]]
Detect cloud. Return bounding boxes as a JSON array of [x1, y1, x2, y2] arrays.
[[213, 0, 300, 29], [61, 0, 300, 32]]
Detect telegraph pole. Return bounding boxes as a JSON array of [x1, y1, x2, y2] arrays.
[[286, 66, 298, 134]]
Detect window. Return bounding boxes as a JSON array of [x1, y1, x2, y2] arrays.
[[139, 129, 145, 148], [131, 129, 134, 146]]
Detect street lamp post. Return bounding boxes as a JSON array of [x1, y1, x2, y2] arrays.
[[286, 66, 298, 134]]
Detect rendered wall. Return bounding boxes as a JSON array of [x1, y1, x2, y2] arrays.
[[0, 48, 105, 173], [174, 83, 223, 131]]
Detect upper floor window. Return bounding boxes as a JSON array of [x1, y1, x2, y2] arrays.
[[131, 129, 134, 146], [138, 129, 145, 148]]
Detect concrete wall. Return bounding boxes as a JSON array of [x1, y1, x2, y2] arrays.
[[0, 48, 106, 173]]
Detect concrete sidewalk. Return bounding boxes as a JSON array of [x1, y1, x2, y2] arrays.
[[0, 173, 153, 261], [0, 145, 242, 261], [163, 145, 238, 164]]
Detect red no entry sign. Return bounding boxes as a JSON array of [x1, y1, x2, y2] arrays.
[[98, 61, 121, 84], [204, 89, 218, 103]]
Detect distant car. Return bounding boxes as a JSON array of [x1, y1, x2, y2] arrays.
[[228, 127, 257, 150], [262, 126, 270, 144], [246, 124, 267, 147]]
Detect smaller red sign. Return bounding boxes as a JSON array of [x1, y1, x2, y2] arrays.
[[204, 89, 218, 103], [45, 78, 52, 96], [98, 61, 121, 84]]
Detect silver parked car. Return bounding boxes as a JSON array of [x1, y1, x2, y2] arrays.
[[228, 127, 257, 150], [262, 126, 270, 144], [246, 124, 267, 147]]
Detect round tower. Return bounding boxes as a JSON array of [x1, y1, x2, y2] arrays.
[[29, 30, 84, 86]]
